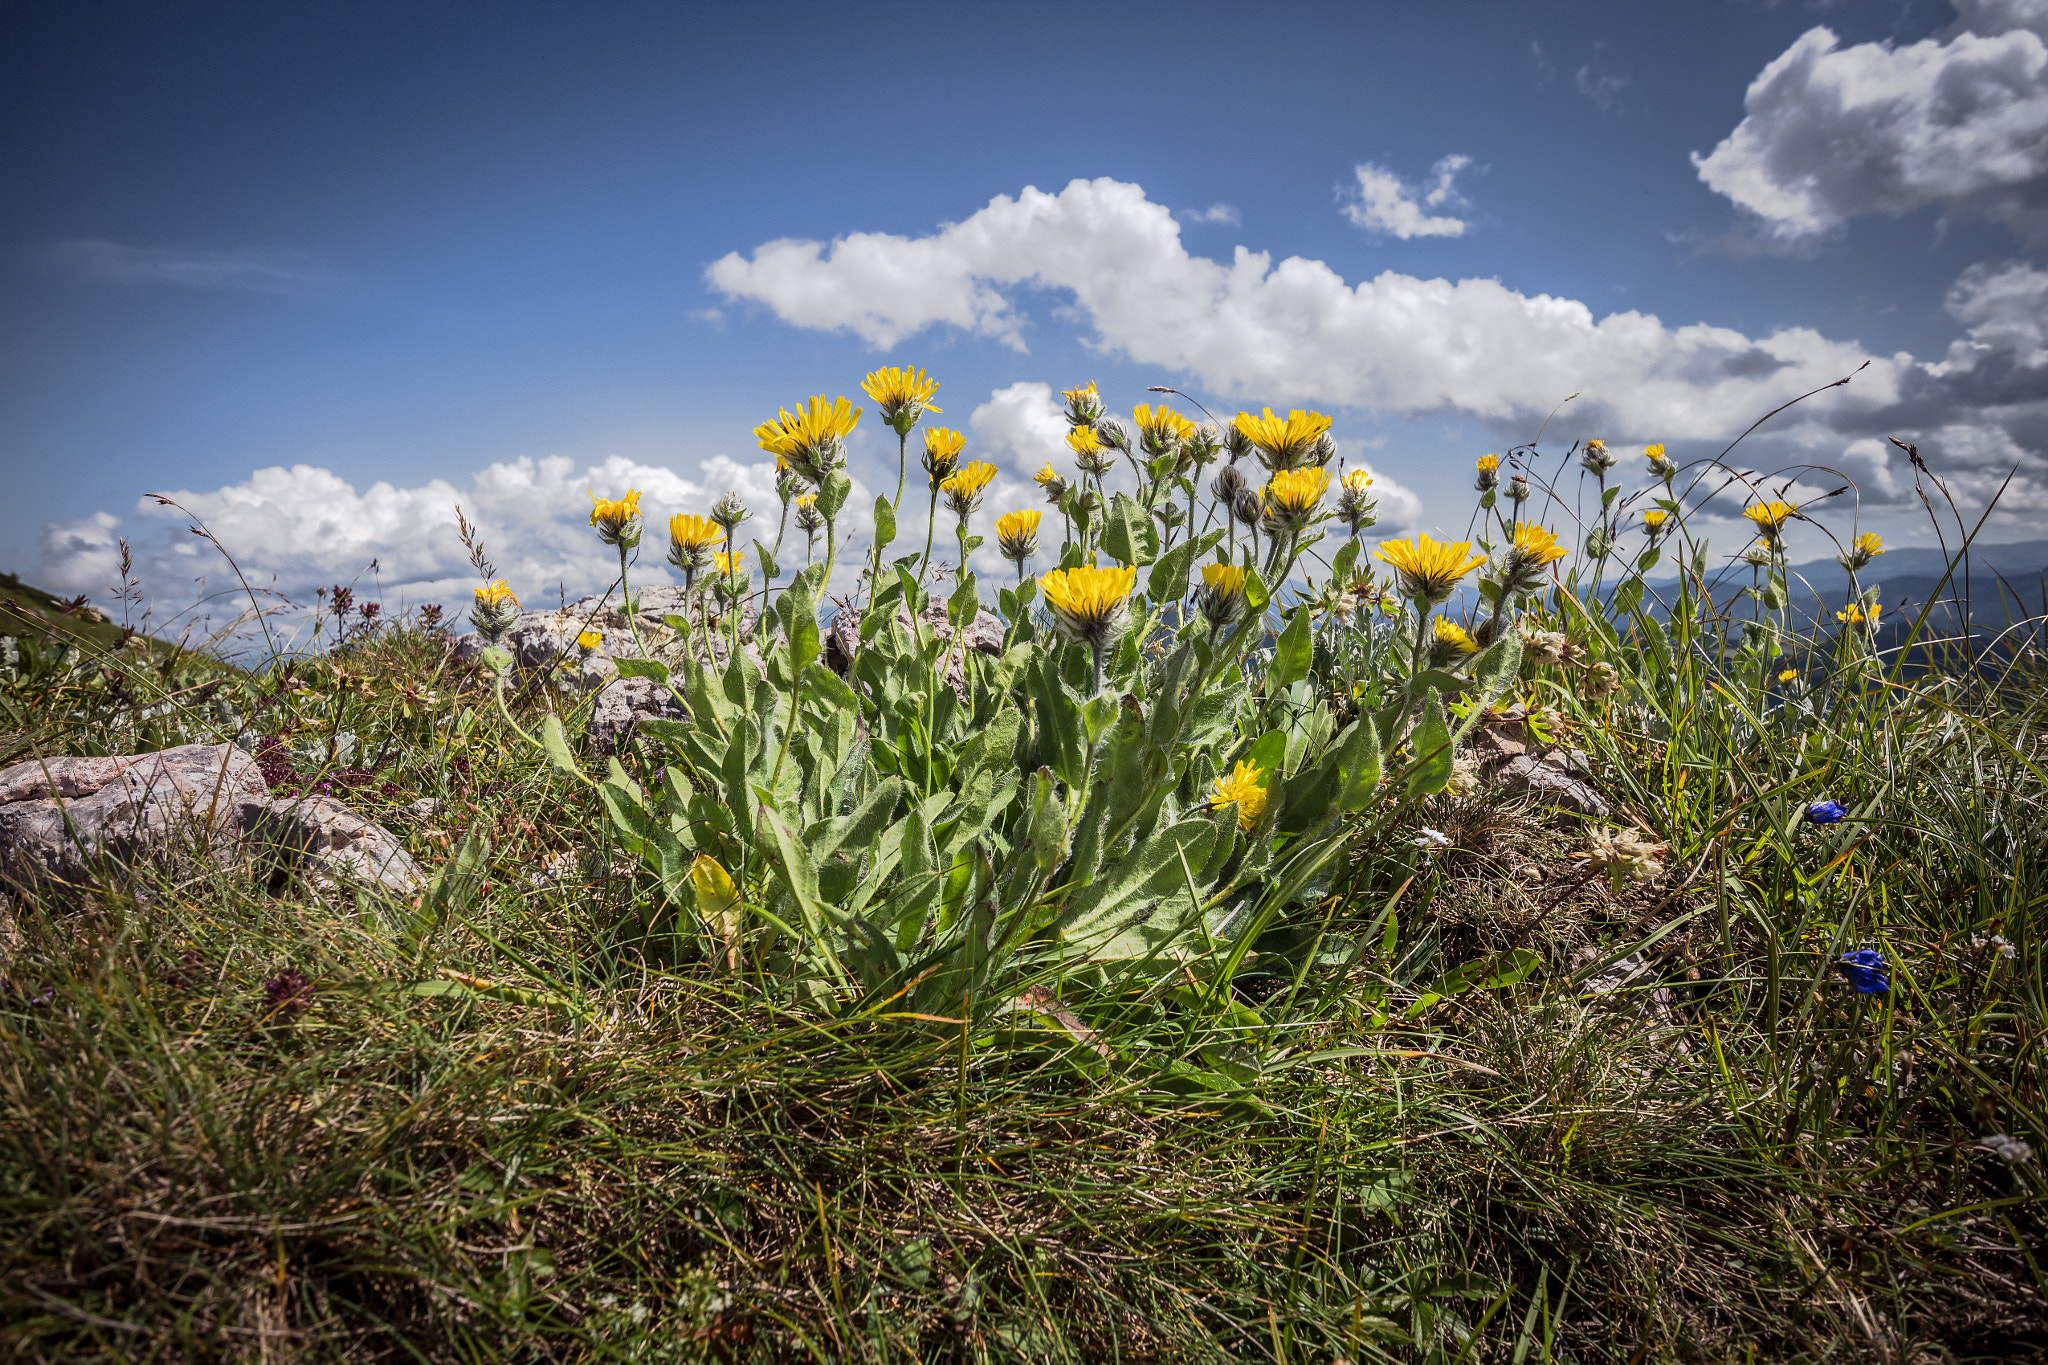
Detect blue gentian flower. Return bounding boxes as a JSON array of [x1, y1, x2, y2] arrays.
[[1806, 800, 1849, 824], [1835, 949, 1890, 995]]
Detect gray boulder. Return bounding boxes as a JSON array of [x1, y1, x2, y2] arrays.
[[823, 601, 1008, 695], [251, 794, 427, 896], [0, 744, 271, 892], [587, 675, 690, 757]]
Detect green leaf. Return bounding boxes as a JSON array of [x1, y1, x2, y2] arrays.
[[774, 573, 821, 673], [948, 570, 979, 631], [1269, 606, 1313, 690], [1243, 567, 1271, 616], [1405, 691, 1453, 799], [753, 796, 848, 984], [752, 538, 780, 581], [1056, 816, 1217, 949], [1243, 728, 1289, 783], [1450, 629, 1522, 746], [1101, 492, 1159, 567], [801, 659, 859, 713], [1331, 536, 1359, 586], [1146, 528, 1224, 606], [816, 469, 853, 520], [539, 713, 586, 784], [611, 656, 670, 685], [1025, 767, 1067, 875], [1761, 571, 1788, 611], [872, 494, 896, 547], [1336, 715, 1383, 811]]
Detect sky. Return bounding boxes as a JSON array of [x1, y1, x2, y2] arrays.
[[4, 0, 2046, 632]]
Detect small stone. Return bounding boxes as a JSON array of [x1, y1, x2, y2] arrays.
[[252, 795, 426, 896], [1492, 752, 1609, 818]]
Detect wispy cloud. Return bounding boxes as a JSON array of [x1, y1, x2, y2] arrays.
[[1179, 202, 1241, 226], [1341, 156, 1473, 239], [1574, 59, 1630, 114], [39, 239, 339, 294]]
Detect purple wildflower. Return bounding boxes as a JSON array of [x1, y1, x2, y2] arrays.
[[1835, 949, 1890, 996], [1806, 800, 1849, 824], [262, 967, 316, 1020]]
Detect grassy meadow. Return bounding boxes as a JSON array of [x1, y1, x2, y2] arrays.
[[1, 382, 2042, 1363]]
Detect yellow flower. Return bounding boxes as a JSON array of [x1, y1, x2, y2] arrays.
[[1061, 381, 1105, 426], [1066, 425, 1101, 457], [1854, 532, 1884, 558], [1508, 523, 1570, 566], [1039, 564, 1138, 648], [1195, 561, 1248, 628], [576, 630, 603, 653], [1644, 443, 1664, 461], [587, 489, 643, 546], [1376, 533, 1489, 604], [1061, 381, 1099, 406], [1476, 455, 1500, 474], [1232, 407, 1333, 465], [668, 513, 721, 551], [1434, 616, 1479, 653], [995, 509, 1041, 561], [1034, 463, 1060, 487], [941, 461, 995, 495], [861, 366, 941, 428], [1744, 500, 1797, 534], [1211, 760, 1269, 831], [754, 396, 862, 482], [470, 580, 521, 643], [940, 460, 997, 518], [474, 580, 518, 609], [712, 550, 746, 578], [922, 425, 966, 480], [1133, 403, 1197, 444], [1643, 509, 1669, 532], [1342, 468, 1373, 496], [1836, 601, 1872, 626], [1778, 668, 1799, 684], [1264, 467, 1330, 523]]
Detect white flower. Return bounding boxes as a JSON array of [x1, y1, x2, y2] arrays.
[[1414, 827, 1452, 848], [1980, 1134, 2034, 1164], [1969, 932, 2016, 960]]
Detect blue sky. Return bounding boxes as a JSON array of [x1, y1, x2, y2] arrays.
[[5, 0, 2044, 622]]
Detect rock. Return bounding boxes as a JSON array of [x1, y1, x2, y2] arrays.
[[823, 601, 1008, 695], [0, 744, 271, 893], [453, 587, 761, 693], [1573, 946, 1690, 1050], [395, 797, 443, 825], [1490, 751, 1610, 819], [252, 794, 426, 896], [587, 676, 690, 756]]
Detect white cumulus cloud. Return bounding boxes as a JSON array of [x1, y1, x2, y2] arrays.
[[59, 453, 801, 620], [1341, 158, 1472, 239], [1693, 3, 2048, 242], [968, 382, 1071, 480], [702, 175, 2048, 527], [37, 511, 124, 595], [706, 176, 1889, 440]]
